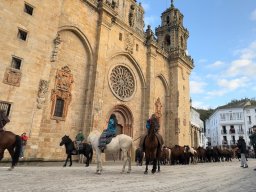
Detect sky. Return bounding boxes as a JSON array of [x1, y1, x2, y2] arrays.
[[138, 0, 256, 109]]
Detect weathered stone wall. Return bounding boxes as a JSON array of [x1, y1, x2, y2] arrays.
[[0, 0, 193, 160]]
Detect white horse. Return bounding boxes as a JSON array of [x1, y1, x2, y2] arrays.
[[87, 130, 132, 174]]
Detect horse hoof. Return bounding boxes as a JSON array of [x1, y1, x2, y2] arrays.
[[63, 165, 66, 167], [144, 171, 148, 174], [85, 164, 89, 167], [69, 165, 72, 167], [152, 170, 156, 174]]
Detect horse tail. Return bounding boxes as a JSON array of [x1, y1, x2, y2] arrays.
[[89, 145, 93, 163], [13, 135, 22, 166]]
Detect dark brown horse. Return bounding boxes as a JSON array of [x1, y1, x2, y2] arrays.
[[0, 131, 22, 170], [144, 117, 161, 174]]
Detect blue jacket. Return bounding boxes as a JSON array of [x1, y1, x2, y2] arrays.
[[106, 119, 116, 136]]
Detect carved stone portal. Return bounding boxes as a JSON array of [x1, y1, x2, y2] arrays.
[[51, 66, 73, 120], [109, 65, 135, 101], [3, 67, 22, 87]]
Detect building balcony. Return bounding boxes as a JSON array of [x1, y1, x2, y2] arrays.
[[221, 130, 227, 134], [229, 129, 235, 134], [237, 130, 244, 134], [222, 140, 228, 145]]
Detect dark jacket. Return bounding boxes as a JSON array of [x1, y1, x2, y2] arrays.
[[237, 138, 247, 153], [249, 133, 256, 146]]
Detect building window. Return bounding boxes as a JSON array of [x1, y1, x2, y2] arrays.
[[230, 125, 235, 134], [17, 28, 28, 41], [119, 33, 122, 41], [24, 3, 34, 15], [11, 56, 22, 70], [166, 16, 170, 24], [136, 44, 139, 51], [0, 101, 11, 116], [53, 98, 64, 117], [222, 126, 226, 134], [165, 35, 171, 46]]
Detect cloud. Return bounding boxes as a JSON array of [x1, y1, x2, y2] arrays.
[[251, 9, 256, 21], [191, 100, 209, 109], [207, 90, 227, 97], [208, 60, 224, 68], [217, 77, 249, 91], [227, 41, 256, 76], [190, 81, 207, 94]]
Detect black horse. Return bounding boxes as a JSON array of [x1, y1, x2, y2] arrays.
[[60, 135, 93, 167]]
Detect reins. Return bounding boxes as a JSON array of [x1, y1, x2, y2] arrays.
[[133, 136, 141, 142]]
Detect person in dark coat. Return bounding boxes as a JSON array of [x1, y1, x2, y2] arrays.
[[237, 136, 248, 168], [249, 125, 256, 171], [0, 110, 10, 131]]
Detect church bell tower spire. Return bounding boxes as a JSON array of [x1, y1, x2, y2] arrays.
[[155, 1, 189, 53]]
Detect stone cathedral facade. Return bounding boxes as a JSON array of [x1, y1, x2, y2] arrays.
[[0, 0, 193, 160]]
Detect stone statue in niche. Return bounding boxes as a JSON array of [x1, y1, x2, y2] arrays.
[[155, 97, 162, 123], [125, 33, 134, 54], [37, 80, 49, 109], [3, 67, 22, 87], [129, 4, 135, 27]]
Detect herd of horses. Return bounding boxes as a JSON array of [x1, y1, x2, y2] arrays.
[[136, 145, 245, 166], [0, 123, 253, 174]]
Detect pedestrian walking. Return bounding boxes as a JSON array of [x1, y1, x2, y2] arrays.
[[237, 136, 248, 168], [20, 132, 28, 158], [249, 125, 256, 171]]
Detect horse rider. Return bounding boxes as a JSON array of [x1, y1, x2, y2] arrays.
[[0, 110, 10, 132], [75, 130, 85, 150], [140, 113, 164, 152], [98, 114, 118, 152]]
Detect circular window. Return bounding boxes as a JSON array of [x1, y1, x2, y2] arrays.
[[109, 65, 136, 101]]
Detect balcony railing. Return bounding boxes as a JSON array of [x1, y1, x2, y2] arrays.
[[222, 140, 228, 145], [221, 130, 227, 134], [238, 130, 244, 134], [229, 129, 236, 134]]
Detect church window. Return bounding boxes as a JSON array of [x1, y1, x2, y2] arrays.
[[11, 56, 22, 70], [166, 16, 170, 24], [0, 101, 11, 116], [109, 65, 135, 101], [53, 98, 64, 117], [17, 28, 28, 41], [165, 35, 171, 46], [119, 33, 123, 41], [24, 3, 34, 15], [180, 36, 184, 48]]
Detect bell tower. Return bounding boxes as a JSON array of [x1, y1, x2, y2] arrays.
[[155, 0, 189, 52], [156, 1, 194, 146]]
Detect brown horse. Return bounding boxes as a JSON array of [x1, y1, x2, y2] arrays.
[[144, 117, 161, 174], [0, 131, 22, 170]]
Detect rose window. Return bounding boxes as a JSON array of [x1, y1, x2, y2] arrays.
[[109, 65, 135, 101]]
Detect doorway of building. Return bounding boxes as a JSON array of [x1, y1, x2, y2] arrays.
[[105, 104, 133, 161]]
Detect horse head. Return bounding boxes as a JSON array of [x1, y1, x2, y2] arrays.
[[60, 135, 71, 146]]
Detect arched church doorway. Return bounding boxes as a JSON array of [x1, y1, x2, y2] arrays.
[[105, 104, 133, 161]]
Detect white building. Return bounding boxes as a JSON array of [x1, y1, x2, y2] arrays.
[[206, 101, 256, 148], [190, 107, 206, 148]]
